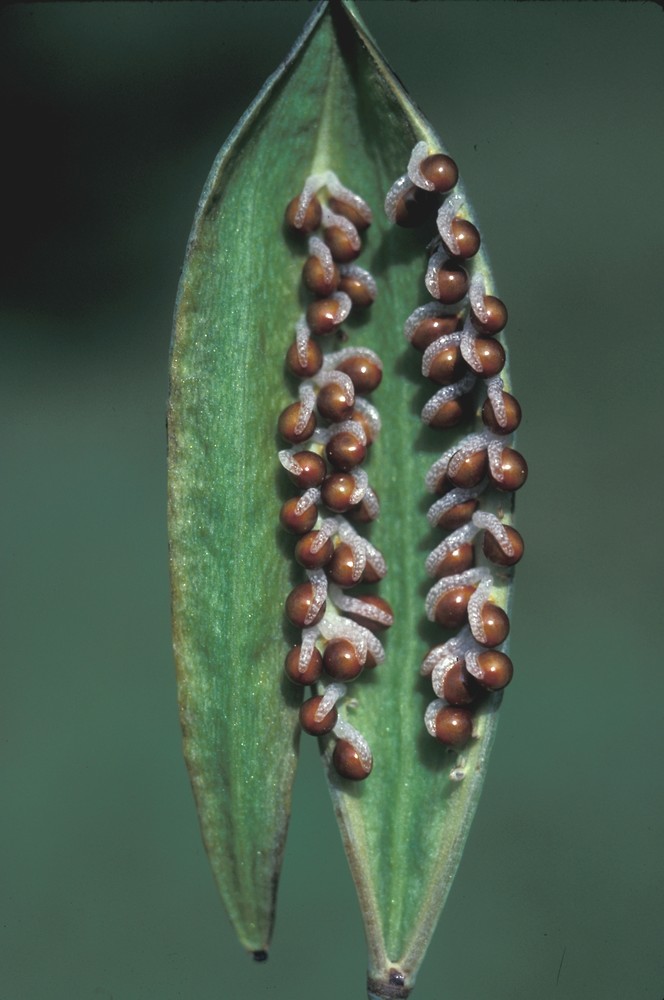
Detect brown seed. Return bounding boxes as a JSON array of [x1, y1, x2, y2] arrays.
[[283, 450, 326, 490], [364, 649, 378, 669], [294, 530, 335, 569], [473, 337, 506, 378], [347, 408, 375, 446], [328, 196, 371, 231], [428, 398, 468, 430], [474, 651, 513, 691], [448, 449, 488, 489], [420, 153, 459, 193], [279, 497, 318, 535], [306, 297, 344, 335], [299, 695, 337, 736], [361, 559, 385, 584], [434, 260, 469, 304], [433, 585, 475, 628], [278, 401, 316, 444], [441, 660, 480, 706], [393, 184, 440, 227], [338, 272, 375, 308], [478, 603, 510, 647], [490, 447, 528, 492], [483, 525, 524, 567], [323, 638, 364, 681], [347, 490, 379, 522], [434, 706, 473, 748], [433, 542, 475, 579], [445, 218, 481, 259], [285, 582, 326, 629], [471, 295, 508, 335], [336, 355, 382, 394], [285, 338, 323, 379], [326, 431, 366, 471], [332, 739, 372, 780], [317, 382, 354, 423], [323, 225, 360, 263], [302, 255, 339, 297], [345, 594, 394, 632], [285, 194, 322, 234], [321, 473, 357, 513], [481, 391, 522, 435], [428, 343, 467, 385], [410, 314, 460, 352], [327, 542, 357, 588], [284, 645, 323, 686], [433, 498, 479, 531]]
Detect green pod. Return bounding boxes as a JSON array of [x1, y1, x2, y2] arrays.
[[169, 1, 522, 994]]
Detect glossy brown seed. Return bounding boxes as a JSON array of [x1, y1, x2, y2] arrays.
[[428, 398, 468, 430], [345, 594, 394, 632], [434, 706, 473, 748], [328, 196, 371, 231], [323, 225, 361, 263], [347, 490, 379, 522], [285, 194, 322, 234], [285, 338, 323, 379], [447, 449, 488, 489], [321, 473, 357, 513], [347, 408, 375, 446], [336, 355, 382, 394], [490, 447, 528, 492], [361, 559, 385, 584], [434, 498, 479, 531], [481, 391, 522, 435], [445, 218, 481, 259], [278, 402, 316, 444], [323, 638, 364, 681], [483, 525, 525, 567], [364, 648, 378, 669], [327, 542, 357, 588], [332, 739, 372, 780], [302, 255, 339, 297], [420, 153, 459, 193], [279, 497, 318, 535], [410, 314, 460, 352], [433, 542, 475, 579], [393, 185, 439, 228], [306, 297, 344, 335], [317, 382, 354, 423], [338, 272, 375, 308], [294, 531, 335, 569], [326, 431, 366, 471], [284, 645, 323, 686], [433, 585, 475, 628], [473, 338, 506, 377], [434, 260, 469, 304], [428, 343, 467, 385], [442, 659, 480, 706], [475, 651, 514, 691], [285, 582, 326, 629], [283, 450, 326, 490], [299, 695, 337, 736], [471, 295, 508, 335], [478, 603, 510, 647]]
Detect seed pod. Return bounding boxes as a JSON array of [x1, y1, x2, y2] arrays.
[[490, 447, 528, 492], [441, 660, 480, 706], [317, 382, 354, 422], [327, 542, 358, 587], [410, 313, 460, 351], [427, 343, 467, 385], [324, 638, 364, 680], [295, 530, 335, 569], [324, 224, 361, 262], [279, 497, 318, 535], [333, 739, 372, 780], [473, 651, 513, 691], [473, 338, 506, 378], [285, 338, 323, 379], [336, 355, 382, 394], [307, 297, 346, 335], [432, 260, 469, 304], [282, 450, 327, 490], [347, 489, 380, 523], [278, 401, 316, 444], [444, 218, 481, 259], [344, 594, 394, 632], [477, 603, 510, 647], [419, 153, 459, 193], [347, 407, 376, 446], [326, 430, 366, 471], [427, 397, 469, 430], [299, 695, 337, 736], [434, 706, 473, 748], [471, 295, 508, 335], [433, 498, 480, 531], [432, 542, 475, 578], [328, 195, 371, 231], [338, 270, 376, 308], [447, 449, 488, 489], [433, 585, 475, 629], [302, 254, 340, 296], [483, 525, 524, 567], [285, 582, 326, 628], [321, 472, 357, 513], [284, 645, 323, 686], [482, 391, 522, 434], [285, 194, 322, 233]]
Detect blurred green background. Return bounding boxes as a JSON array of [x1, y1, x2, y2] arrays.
[[2, 3, 663, 998]]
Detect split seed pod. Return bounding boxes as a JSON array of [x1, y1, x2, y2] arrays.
[[169, 3, 522, 997]]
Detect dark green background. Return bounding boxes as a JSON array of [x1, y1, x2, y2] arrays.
[[3, 3, 663, 998]]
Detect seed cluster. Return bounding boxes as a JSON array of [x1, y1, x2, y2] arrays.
[[280, 172, 394, 781], [386, 142, 527, 778]]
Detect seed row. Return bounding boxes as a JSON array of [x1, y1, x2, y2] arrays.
[[280, 172, 394, 781], [386, 142, 527, 778]]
